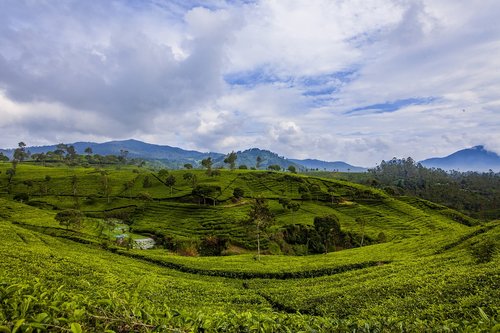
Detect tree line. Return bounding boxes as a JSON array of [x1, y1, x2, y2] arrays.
[[368, 157, 500, 219]]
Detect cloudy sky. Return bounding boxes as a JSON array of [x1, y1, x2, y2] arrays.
[[1, 0, 499, 166]]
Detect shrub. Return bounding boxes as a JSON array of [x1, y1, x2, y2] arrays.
[[55, 209, 84, 229], [233, 187, 244, 199], [13, 192, 29, 202]]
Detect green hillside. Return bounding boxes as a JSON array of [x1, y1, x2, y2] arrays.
[[0, 162, 498, 332]]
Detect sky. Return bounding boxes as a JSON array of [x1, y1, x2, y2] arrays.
[[1, 0, 499, 166]]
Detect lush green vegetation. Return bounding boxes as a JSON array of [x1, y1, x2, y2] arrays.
[[1, 161, 499, 332]]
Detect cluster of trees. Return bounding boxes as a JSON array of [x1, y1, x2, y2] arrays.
[[280, 215, 378, 255], [369, 158, 500, 219], [1, 142, 144, 167]]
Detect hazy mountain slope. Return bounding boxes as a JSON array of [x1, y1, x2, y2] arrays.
[[215, 148, 303, 170], [420, 146, 500, 172], [289, 158, 367, 172], [1, 139, 223, 162]]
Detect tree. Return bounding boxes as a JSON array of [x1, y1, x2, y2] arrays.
[[238, 165, 248, 170], [201, 157, 213, 175], [278, 198, 291, 211], [198, 235, 228, 256], [66, 145, 77, 162], [55, 143, 68, 159], [13, 142, 28, 165], [119, 150, 129, 163], [55, 209, 84, 229], [100, 170, 112, 203], [70, 175, 79, 208], [233, 187, 244, 199], [355, 217, 367, 247], [183, 163, 193, 170], [256, 156, 262, 169], [0, 152, 9, 162], [6, 168, 15, 185], [327, 186, 337, 204], [313, 215, 341, 253], [268, 164, 281, 171], [165, 175, 176, 196], [84, 147, 93, 156], [288, 202, 300, 224], [247, 198, 274, 260], [224, 151, 238, 170], [142, 175, 152, 188], [158, 169, 169, 179], [192, 185, 221, 206], [23, 180, 34, 196], [288, 165, 297, 173]]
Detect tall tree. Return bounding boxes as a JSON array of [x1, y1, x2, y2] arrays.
[[314, 215, 341, 254], [6, 168, 15, 193], [256, 156, 262, 169], [100, 170, 112, 203], [247, 198, 274, 260], [201, 157, 213, 175], [165, 175, 176, 196], [13, 141, 28, 165], [224, 151, 238, 170], [55, 209, 84, 230], [0, 152, 9, 162], [70, 175, 79, 208], [119, 150, 129, 163], [355, 217, 367, 247]]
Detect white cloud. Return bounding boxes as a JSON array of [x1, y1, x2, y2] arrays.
[[0, 0, 499, 166]]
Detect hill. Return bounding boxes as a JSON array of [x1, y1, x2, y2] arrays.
[[420, 145, 500, 172], [215, 148, 303, 170], [0, 140, 355, 171], [0, 162, 498, 331], [290, 158, 367, 172], [0, 139, 223, 167]]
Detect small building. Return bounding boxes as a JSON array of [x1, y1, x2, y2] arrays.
[[134, 238, 156, 250]]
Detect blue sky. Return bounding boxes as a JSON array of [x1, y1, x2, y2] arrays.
[[0, 0, 499, 166]]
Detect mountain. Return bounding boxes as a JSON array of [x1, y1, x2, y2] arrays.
[[0, 139, 364, 172], [289, 158, 367, 172], [0, 139, 223, 167], [420, 145, 500, 172], [215, 148, 304, 170]]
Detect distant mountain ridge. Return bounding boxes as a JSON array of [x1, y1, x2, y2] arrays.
[[289, 159, 367, 172], [420, 145, 500, 172], [0, 139, 364, 171], [215, 148, 304, 170], [4, 140, 497, 173], [0, 139, 223, 167]]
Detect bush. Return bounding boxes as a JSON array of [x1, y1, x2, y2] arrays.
[[233, 187, 244, 199], [198, 235, 228, 256], [13, 192, 29, 202], [55, 209, 84, 229]]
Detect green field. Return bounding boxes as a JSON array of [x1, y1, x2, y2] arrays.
[[0, 162, 499, 332]]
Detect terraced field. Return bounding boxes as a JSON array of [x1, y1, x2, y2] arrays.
[[0, 162, 498, 332]]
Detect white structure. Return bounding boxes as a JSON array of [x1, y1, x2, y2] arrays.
[[134, 238, 155, 250]]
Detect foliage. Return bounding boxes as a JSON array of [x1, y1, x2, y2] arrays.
[[223, 151, 238, 170], [267, 164, 281, 171], [233, 187, 244, 199], [369, 157, 500, 219], [54, 209, 84, 229]]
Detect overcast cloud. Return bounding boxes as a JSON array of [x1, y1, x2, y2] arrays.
[[0, 0, 499, 166]]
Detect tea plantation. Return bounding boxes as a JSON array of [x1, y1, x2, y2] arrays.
[[0, 162, 498, 332]]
